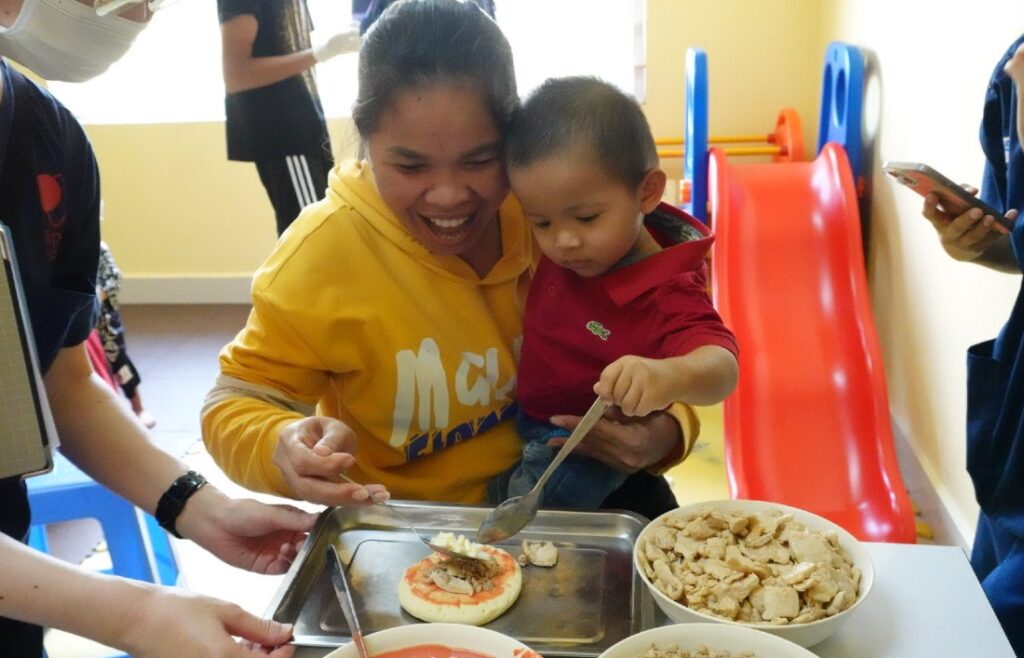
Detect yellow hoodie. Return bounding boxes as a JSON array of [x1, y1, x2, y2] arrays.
[[201, 160, 533, 502]]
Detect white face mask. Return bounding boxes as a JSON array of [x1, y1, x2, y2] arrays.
[[0, 0, 148, 82]]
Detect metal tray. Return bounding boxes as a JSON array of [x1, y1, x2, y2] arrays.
[[265, 501, 657, 656]]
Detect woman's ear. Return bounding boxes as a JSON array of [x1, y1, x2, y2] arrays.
[[638, 168, 668, 213]]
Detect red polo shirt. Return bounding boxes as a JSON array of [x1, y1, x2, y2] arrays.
[[517, 204, 738, 421]]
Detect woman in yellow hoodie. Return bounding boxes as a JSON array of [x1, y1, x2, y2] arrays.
[[201, 0, 696, 517]]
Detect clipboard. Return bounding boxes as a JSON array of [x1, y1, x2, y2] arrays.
[[0, 221, 55, 480]]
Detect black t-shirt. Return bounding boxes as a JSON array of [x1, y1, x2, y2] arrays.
[[0, 58, 100, 655], [218, 0, 331, 161]]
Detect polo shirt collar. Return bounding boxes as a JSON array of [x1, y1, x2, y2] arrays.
[[601, 203, 713, 306]]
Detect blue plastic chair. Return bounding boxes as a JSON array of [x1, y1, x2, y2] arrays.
[[27, 451, 178, 586]]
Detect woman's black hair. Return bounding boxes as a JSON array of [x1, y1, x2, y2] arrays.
[[505, 76, 658, 189], [352, 0, 517, 139]]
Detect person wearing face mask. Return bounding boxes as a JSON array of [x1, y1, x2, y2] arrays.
[[0, 3, 324, 657], [0, 0, 151, 83], [219, 0, 358, 236]]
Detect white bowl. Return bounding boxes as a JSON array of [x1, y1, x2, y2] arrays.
[[634, 499, 874, 648], [598, 622, 817, 658], [323, 623, 540, 658]]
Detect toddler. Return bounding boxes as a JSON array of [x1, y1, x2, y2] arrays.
[[498, 76, 739, 509]]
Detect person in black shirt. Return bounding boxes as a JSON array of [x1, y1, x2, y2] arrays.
[[0, 3, 321, 655], [218, 0, 358, 235]]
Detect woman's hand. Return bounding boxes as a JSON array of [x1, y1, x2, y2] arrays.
[[273, 417, 391, 506], [921, 191, 1013, 262], [546, 406, 679, 472], [176, 486, 317, 574], [117, 585, 296, 658]]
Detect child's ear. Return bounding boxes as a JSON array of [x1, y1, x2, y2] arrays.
[[638, 168, 668, 213]]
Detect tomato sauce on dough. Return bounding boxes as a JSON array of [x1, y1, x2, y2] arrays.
[[403, 546, 518, 606]]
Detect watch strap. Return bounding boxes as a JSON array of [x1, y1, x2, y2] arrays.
[[155, 470, 207, 538]]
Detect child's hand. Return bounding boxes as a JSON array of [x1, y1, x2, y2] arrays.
[[594, 355, 679, 417]]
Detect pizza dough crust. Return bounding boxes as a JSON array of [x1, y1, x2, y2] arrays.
[[398, 545, 522, 625]]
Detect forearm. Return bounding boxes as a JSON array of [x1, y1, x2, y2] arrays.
[[44, 347, 188, 514], [201, 393, 301, 497], [664, 345, 739, 406], [223, 50, 317, 94], [0, 534, 152, 648]]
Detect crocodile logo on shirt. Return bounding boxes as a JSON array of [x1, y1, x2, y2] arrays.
[[586, 320, 611, 341]]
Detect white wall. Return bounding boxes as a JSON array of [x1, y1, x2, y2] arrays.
[[823, 0, 1023, 543]]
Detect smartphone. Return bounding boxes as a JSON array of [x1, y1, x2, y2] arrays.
[[882, 161, 1014, 230]]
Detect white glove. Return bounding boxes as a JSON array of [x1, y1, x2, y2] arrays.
[[311, 29, 361, 63]]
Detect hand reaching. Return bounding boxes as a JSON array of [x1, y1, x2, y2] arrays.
[[273, 416, 390, 506], [312, 28, 360, 63], [117, 585, 297, 658], [594, 355, 684, 417], [177, 489, 317, 575]]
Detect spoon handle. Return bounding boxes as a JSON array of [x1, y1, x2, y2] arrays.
[[327, 545, 371, 658], [533, 398, 608, 492]]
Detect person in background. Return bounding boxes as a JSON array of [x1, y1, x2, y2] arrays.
[[218, 0, 358, 236], [920, 34, 1024, 655], [0, 1, 318, 655], [201, 0, 695, 521], [97, 238, 156, 428], [496, 76, 738, 509]]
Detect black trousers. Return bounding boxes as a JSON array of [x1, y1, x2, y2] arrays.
[[0, 615, 44, 658], [601, 469, 678, 521], [1, 479, 45, 657], [254, 151, 333, 236]]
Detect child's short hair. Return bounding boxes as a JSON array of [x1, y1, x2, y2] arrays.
[[505, 76, 658, 188]]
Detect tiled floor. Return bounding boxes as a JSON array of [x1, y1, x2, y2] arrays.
[[44, 304, 957, 656]]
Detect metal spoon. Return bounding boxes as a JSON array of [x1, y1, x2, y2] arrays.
[[476, 398, 608, 544], [338, 471, 485, 562]]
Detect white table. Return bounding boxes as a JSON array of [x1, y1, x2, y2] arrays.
[[176, 450, 1012, 657], [175, 538, 1014, 657]]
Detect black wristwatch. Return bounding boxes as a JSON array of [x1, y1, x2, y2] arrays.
[[155, 470, 208, 538]]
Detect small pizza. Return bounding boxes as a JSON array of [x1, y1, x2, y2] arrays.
[[398, 544, 522, 625]]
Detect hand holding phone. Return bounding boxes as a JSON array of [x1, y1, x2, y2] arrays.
[[882, 161, 1014, 230]]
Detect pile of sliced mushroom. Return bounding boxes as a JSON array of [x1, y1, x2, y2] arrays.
[[638, 508, 861, 625]]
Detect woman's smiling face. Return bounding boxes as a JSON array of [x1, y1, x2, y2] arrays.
[[367, 82, 509, 272]]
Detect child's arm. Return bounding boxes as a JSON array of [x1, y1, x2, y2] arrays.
[[594, 345, 738, 417]]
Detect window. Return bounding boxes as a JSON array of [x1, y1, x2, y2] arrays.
[[500, 0, 641, 100], [50, 0, 642, 125]]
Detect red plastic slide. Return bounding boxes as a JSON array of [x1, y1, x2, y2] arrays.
[[709, 143, 917, 543]]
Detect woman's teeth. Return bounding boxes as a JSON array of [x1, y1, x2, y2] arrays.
[[426, 216, 469, 229]]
